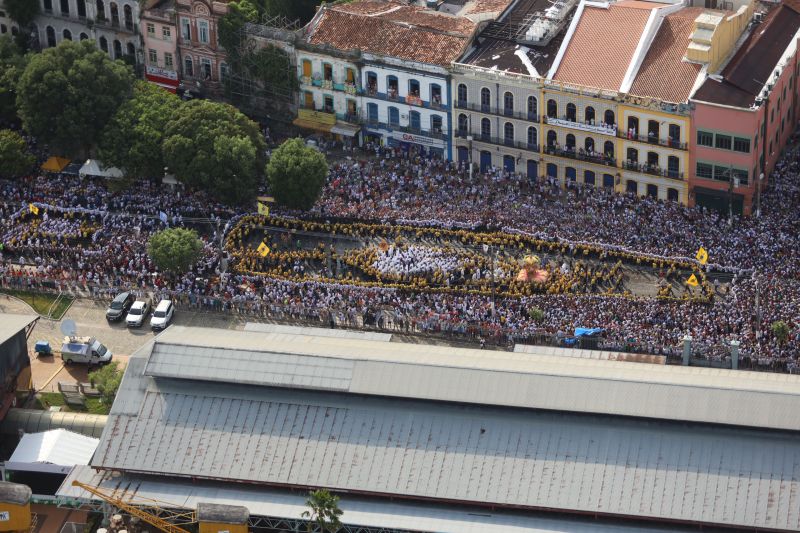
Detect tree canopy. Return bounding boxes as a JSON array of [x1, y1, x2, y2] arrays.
[[267, 138, 328, 210], [99, 80, 180, 180], [4, 0, 40, 27], [16, 40, 134, 158], [0, 129, 34, 178], [147, 228, 204, 274], [301, 489, 343, 533], [89, 361, 123, 405], [0, 36, 26, 124], [162, 100, 266, 204]]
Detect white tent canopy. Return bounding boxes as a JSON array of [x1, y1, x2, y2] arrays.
[[6, 429, 99, 474], [79, 159, 124, 179]]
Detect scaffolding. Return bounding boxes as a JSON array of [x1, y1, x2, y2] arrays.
[[225, 15, 302, 117]]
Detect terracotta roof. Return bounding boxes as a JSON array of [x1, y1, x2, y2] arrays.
[[307, 2, 475, 66], [693, 4, 800, 107], [628, 8, 705, 103], [553, 2, 655, 90], [462, 0, 516, 16]]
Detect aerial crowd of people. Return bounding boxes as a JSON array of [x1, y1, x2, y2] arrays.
[[0, 135, 798, 370]]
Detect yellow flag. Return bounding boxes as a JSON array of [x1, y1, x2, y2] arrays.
[[686, 273, 699, 287], [257, 202, 269, 216], [695, 247, 708, 265], [257, 241, 270, 257], [28, 203, 39, 215]]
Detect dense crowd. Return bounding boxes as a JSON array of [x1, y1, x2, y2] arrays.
[[0, 139, 798, 368]]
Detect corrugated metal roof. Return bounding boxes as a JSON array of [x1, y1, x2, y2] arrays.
[[91, 380, 800, 531], [243, 322, 392, 341], [138, 326, 800, 431], [0, 313, 37, 343], [58, 466, 707, 533], [514, 344, 666, 364]]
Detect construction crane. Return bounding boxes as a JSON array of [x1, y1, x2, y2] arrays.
[[70, 481, 195, 533]]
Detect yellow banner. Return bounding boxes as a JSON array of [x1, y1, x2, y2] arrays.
[[257, 202, 269, 216], [257, 241, 271, 257], [686, 273, 699, 287], [28, 203, 39, 215], [695, 247, 708, 265]]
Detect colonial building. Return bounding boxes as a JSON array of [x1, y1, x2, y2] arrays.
[[691, 0, 800, 215], [175, 0, 229, 97], [0, 0, 141, 61], [141, 0, 180, 93]]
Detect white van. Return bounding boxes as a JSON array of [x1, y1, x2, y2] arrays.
[[60, 336, 113, 365], [150, 299, 174, 330]]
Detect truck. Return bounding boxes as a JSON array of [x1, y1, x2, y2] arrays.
[[60, 336, 113, 366]]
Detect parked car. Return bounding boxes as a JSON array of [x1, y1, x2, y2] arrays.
[[150, 299, 175, 330], [125, 300, 151, 328], [61, 336, 113, 365], [106, 292, 134, 322]]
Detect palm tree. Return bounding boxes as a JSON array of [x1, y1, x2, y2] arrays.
[[301, 489, 343, 533]]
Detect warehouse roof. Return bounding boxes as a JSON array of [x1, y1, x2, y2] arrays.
[[92, 376, 800, 530], [0, 314, 37, 344], [59, 467, 708, 533], [137, 326, 800, 431]]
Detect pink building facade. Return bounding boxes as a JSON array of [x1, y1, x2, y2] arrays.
[[690, 3, 800, 216], [142, 0, 180, 93], [176, 0, 229, 97]]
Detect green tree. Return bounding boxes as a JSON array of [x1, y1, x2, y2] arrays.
[[771, 320, 791, 345], [301, 489, 342, 533], [527, 306, 545, 323], [89, 361, 123, 405], [99, 80, 180, 180], [16, 40, 134, 158], [147, 228, 204, 274], [267, 138, 328, 210], [0, 129, 34, 178], [4, 0, 40, 28], [0, 36, 26, 123], [162, 100, 266, 203]]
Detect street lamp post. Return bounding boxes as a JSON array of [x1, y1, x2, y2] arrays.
[[755, 172, 764, 218]]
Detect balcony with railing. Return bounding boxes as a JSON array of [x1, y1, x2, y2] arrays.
[[361, 85, 448, 109], [544, 146, 616, 167], [543, 116, 617, 136], [301, 75, 361, 95], [461, 131, 540, 152], [621, 161, 684, 180], [455, 100, 539, 122], [618, 130, 688, 151], [362, 119, 447, 140]]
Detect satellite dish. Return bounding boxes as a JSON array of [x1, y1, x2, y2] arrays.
[[60, 319, 77, 337]]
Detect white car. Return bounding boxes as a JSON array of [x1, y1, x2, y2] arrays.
[[125, 300, 150, 328], [150, 299, 175, 330]]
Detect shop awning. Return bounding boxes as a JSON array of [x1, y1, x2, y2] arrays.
[[292, 118, 333, 133], [79, 159, 124, 179], [41, 156, 71, 173], [330, 122, 361, 137]]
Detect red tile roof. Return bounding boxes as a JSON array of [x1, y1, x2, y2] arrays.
[[629, 8, 705, 103], [553, 2, 654, 91], [307, 1, 475, 66]]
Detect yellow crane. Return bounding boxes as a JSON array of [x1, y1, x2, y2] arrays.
[[70, 481, 195, 533]]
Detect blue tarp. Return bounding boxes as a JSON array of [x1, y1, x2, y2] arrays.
[[574, 327, 604, 337]]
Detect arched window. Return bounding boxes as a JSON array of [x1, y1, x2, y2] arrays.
[[481, 118, 491, 139], [96, 0, 105, 20], [668, 124, 681, 146], [527, 96, 537, 120], [503, 92, 514, 115], [647, 151, 659, 168], [123, 4, 133, 29], [565, 134, 576, 149], [184, 56, 193, 76], [388, 107, 399, 126], [603, 174, 615, 188], [503, 155, 515, 173], [481, 87, 491, 111], [504, 122, 514, 145], [667, 188, 679, 202], [110, 2, 119, 26], [547, 99, 557, 119], [43, 0, 53, 11], [647, 120, 660, 142], [79, 32, 88, 40], [646, 184, 658, 198], [604, 141, 615, 159], [46, 26, 56, 47], [457, 83, 467, 105], [584, 170, 596, 185], [566, 103, 576, 121], [126, 42, 135, 58], [365, 71, 377, 94], [77, 0, 86, 17], [62, 29, 72, 40], [367, 102, 378, 122], [431, 115, 443, 134], [546, 163, 557, 178], [386, 75, 398, 99], [527, 126, 537, 148], [584, 137, 595, 153], [604, 110, 615, 126], [566, 167, 577, 181], [60, 0, 70, 15], [667, 155, 679, 178], [458, 113, 468, 134], [547, 130, 557, 148], [627, 147, 638, 163], [408, 79, 420, 97], [113, 39, 122, 59], [585, 106, 595, 124], [99, 35, 108, 52], [627, 116, 639, 135], [627, 180, 638, 194], [430, 84, 441, 106], [409, 110, 421, 131]]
